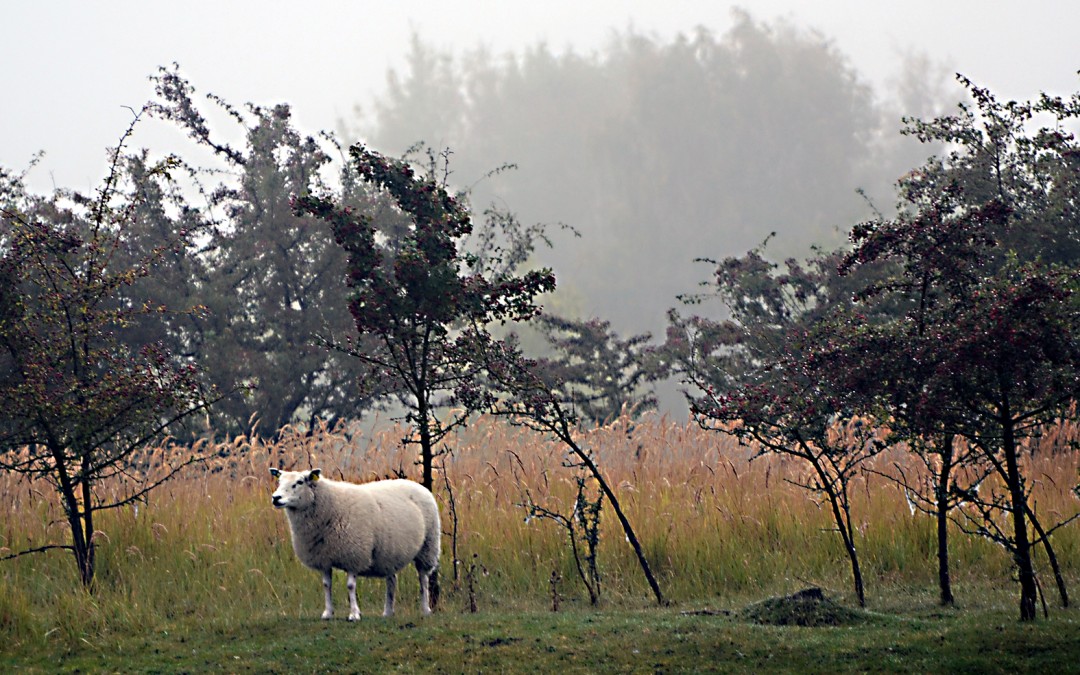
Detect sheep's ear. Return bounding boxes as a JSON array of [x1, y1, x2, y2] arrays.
[[309, 468, 322, 482], [269, 468, 281, 478]]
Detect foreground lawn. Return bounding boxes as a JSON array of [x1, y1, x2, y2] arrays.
[[4, 602, 1079, 674]]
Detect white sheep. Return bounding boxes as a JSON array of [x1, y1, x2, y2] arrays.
[[270, 468, 440, 620]]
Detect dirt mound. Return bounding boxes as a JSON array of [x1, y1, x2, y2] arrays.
[[741, 587, 868, 627]]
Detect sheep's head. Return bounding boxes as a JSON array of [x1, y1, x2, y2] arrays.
[[270, 468, 321, 510]]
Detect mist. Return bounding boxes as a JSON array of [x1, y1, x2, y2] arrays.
[[349, 14, 952, 339], [4, 3, 1075, 425]]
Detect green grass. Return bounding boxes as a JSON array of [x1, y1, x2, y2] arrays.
[[3, 598, 1079, 673]]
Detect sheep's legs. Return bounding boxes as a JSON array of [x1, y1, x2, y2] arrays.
[[320, 570, 334, 620], [340, 573, 359, 621], [418, 568, 432, 616], [383, 574, 397, 617]]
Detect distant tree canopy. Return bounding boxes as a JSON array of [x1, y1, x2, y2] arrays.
[[147, 68, 388, 438], [533, 314, 656, 425], [355, 11, 949, 335]]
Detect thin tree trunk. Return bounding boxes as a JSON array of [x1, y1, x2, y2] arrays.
[[80, 476, 96, 588], [1002, 413, 1037, 621], [80, 451, 97, 588], [416, 395, 439, 609], [1027, 506, 1069, 608], [65, 489, 93, 588], [52, 444, 95, 588], [845, 530, 866, 608], [936, 434, 955, 606], [417, 397, 434, 491], [567, 524, 599, 605], [565, 430, 665, 606], [814, 460, 865, 608]]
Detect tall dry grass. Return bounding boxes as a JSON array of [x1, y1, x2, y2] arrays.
[[1, 413, 1077, 649]]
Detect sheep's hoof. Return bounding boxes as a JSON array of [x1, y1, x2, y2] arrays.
[[321, 611, 333, 620], [348, 612, 361, 622]]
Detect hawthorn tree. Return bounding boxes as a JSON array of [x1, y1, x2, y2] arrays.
[[825, 76, 1080, 620], [662, 246, 887, 607], [808, 295, 1004, 610], [294, 143, 556, 490], [149, 68, 380, 437], [458, 332, 666, 606], [0, 114, 219, 587], [828, 255, 1080, 620]]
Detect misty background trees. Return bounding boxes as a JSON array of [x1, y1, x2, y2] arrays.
[[353, 13, 948, 339], [11, 15, 955, 436]]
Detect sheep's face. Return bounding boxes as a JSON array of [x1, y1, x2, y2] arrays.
[[270, 468, 321, 510]]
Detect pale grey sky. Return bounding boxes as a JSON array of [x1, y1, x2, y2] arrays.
[[3, 1, 1078, 193]]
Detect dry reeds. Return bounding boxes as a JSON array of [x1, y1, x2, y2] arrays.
[[1, 412, 1077, 646]]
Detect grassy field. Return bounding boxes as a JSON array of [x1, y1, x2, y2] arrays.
[[3, 601, 1079, 673], [1, 414, 1079, 672]]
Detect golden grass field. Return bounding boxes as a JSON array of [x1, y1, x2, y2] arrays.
[[1, 413, 1078, 649]]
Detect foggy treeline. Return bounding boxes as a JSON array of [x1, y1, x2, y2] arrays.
[[352, 12, 951, 335], [1, 12, 956, 438]]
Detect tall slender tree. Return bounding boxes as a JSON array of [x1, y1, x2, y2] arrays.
[[294, 143, 555, 490], [458, 331, 666, 606], [662, 245, 886, 607], [0, 112, 219, 587]]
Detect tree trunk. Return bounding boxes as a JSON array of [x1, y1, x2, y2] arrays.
[[936, 434, 955, 606], [415, 395, 439, 609], [808, 455, 865, 607], [1002, 415, 1037, 621], [79, 470, 96, 588], [64, 490, 94, 588], [846, 534, 866, 609], [1027, 506, 1069, 608], [567, 525, 600, 605], [829, 482, 865, 608], [53, 445, 96, 588], [568, 434, 665, 606], [417, 397, 434, 491]]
